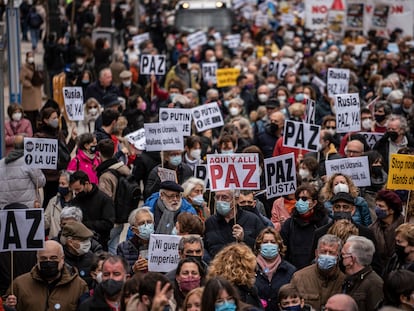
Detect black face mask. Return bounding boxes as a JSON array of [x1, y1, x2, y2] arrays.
[[101, 279, 124, 297], [387, 131, 399, 142], [239, 205, 255, 213], [374, 114, 386, 123], [333, 211, 352, 221], [39, 261, 60, 279], [267, 123, 279, 134], [395, 244, 408, 262], [179, 63, 188, 70], [89, 146, 97, 154], [372, 166, 383, 178]]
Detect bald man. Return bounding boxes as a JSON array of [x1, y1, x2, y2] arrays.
[[325, 294, 358, 311]]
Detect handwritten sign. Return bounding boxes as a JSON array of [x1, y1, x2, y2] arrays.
[[187, 31, 207, 50], [335, 93, 361, 133], [63, 87, 84, 121], [216, 68, 240, 88], [158, 167, 177, 182], [125, 128, 146, 150], [325, 156, 370, 187], [327, 68, 350, 96], [144, 123, 184, 151], [148, 234, 181, 272], [387, 154, 414, 191]]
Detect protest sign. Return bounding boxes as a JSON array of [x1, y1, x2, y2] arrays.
[[226, 34, 241, 49], [264, 153, 297, 199], [334, 93, 361, 133], [305, 0, 332, 30], [325, 156, 370, 187], [63, 87, 84, 121], [0, 209, 44, 251], [305, 99, 316, 124], [148, 234, 181, 272], [144, 123, 184, 151], [194, 164, 210, 189], [216, 68, 240, 88], [360, 132, 383, 149], [268, 60, 290, 80], [346, 1, 364, 30], [202, 62, 217, 84], [132, 32, 150, 48], [159, 108, 192, 136], [125, 128, 146, 150], [140, 55, 166, 75], [207, 153, 260, 191], [187, 31, 207, 50], [191, 102, 224, 132], [327, 68, 350, 96], [387, 154, 414, 191], [158, 167, 177, 183], [283, 120, 321, 152], [24, 137, 58, 170], [312, 76, 327, 95]]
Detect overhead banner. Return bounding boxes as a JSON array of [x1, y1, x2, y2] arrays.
[[325, 156, 370, 187], [327, 68, 350, 96], [148, 234, 181, 272], [24, 137, 58, 169], [125, 128, 146, 151], [264, 153, 297, 199], [63, 87, 84, 121], [140, 55, 166, 75], [202, 62, 217, 84], [346, 1, 364, 31], [334, 93, 361, 133], [191, 102, 224, 132], [0, 209, 44, 251], [283, 120, 321, 152], [387, 154, 414, 190], [207, 153, 260, 191], [159, 108, 192, 136], [187, 31, 207, 50], [216, 68, 240, 88], [144, 123, 184, 151]]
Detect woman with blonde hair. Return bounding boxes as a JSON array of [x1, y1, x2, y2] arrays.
[[183, 287, 203, 311]]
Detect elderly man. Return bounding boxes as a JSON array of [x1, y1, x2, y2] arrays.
[[85, 67, 119, 105], [144, 181, 196, 234], [290, 234, 345, 310], [5, 240, 88, 311], [341, 235, 383, 311], [204, 189, 266, 258], [325, 294, 358, 311]]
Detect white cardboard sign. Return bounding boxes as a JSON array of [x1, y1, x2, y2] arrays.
[[191, 102, 224, 132], [325, 156, 371, 187], [125, 128, 146, 151], [132, 32, 150, 48], [63, 87, 84, 121], [24, 137, 58, 170], [158, 167, 177, 183], [140, 55, 166, 75], [226, 34, 241, 49], [159, 108, 192, 136], [327, 68, 350, 96], [283, 120, 321, 152], [264, 153, 297, 199], [148, 234, 181, 272], [268, 60, 290, 79], [187, 31, 207, 50], [202, 62, 217, 84], [305, 99, 316, 124], [144, 123, 184, 151], [335, 93, 361, 133], [360, 132, 383, 149]]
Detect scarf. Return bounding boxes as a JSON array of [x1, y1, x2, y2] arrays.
[[256, 254, 282, 282], [156, 198, 179, 234]]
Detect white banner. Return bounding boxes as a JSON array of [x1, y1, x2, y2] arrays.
[[335, 93, 361, 133], [0, 209, 44, 251], [125, 128, 146, 151], [207, 153, 260, 191], [159, 108, 192, 136], [140, 55, 166, 75], [327, 68, 350, 96], [24, 137, 58, 170], [144, 123, 184, 151], [264, 153, 297, 199], [283, 120, 321, 152], [187, 31, 207, 50], [325, 156, 371, 187], [63, 87, 84, 121], [148, 234, 181, 272], [191, 102, 224, 132], [202, 62, 217, 84]]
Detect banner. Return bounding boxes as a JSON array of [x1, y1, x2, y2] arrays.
[[325, 156, 370, 187], [264, 153, 297, 199], [148, 234, 181, 272], [346, 1, 364, 30], [63, 87, 84, 121], [0, 209, 44, 251], [132, 32, 150, 48], [125, 128, 146, 151], [327, 68, 350, 96], [207, 153, 260, 191], [140, 55, 166, 75], [24, 137, 58, 169], [283, 120, 321, 152], [144, 123, 184, 151], [334, 93, 361, 133], [159, 108, 192, 136], [191, 102, 224, 132], [216, 68, 240, 88]]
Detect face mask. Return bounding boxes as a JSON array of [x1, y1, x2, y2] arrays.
[[123, 80, 132, 87], [299, 169, 310, 180], [332, 211, 352, 221], [372, 166, 383, 178], [178, 277, 200, 292], [179, 63, 188, 70], [295, 93, 304, 102], [89, 108, 98, 116], [391, 103, 400, 110], [75, 191, 87, 199], [382, 86, 392, 95], [208, 40, 215, 46], [361, 118, 372, 130], [317, 254, 337, 270], [316, 56, 324, 63], [89, 146, 97, 154], [101, 279, 124, 297], [224, 100, 230, 108], [374, 114, 386, 123], [403, 107, 412, 114], [239, 205, 255, 213], [49, 119, 59, 128], [169, 155, 182, 167], [267, 123, 279, 134], [137, 223, 154, 240], [76, 58, 84, 65], [190, 149, 201, 160], [395, 244, 408, 262], [215, 301, 237, 311], [171, 226, 178, 235], [258, 94, 269, 103], [82, 79, 90, 84], [96, 271, 103, 283], [216, 201, 232, 216], [192, 194, 205, 206], [209, 56, 216, 62], [388, 131, 399, 142], [268, 83, 276, 90], [170, 93, 177, 101], [12, 112, 22, 121], [58, 186, 70, 196], [278, 96, 287, 103], [260, 243, 279, 259], [28, 57, 34, 64], [38, 261, 60, 279], [326, 128, 336, 136], [295, 199, 310, 214], [221, 149, 234, 154], [191, 70, 198, 76], [76, 240, 91, 256], [229, 107, 240, 116], [300, 75, 310, 83], [287, 83, 293, 91], [282, 305, 302, 311], [333, 183, 349, 194], [375, 207, 388, 219]]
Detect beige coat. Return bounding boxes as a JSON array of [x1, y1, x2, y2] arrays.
[[20, 62, 43, 112]]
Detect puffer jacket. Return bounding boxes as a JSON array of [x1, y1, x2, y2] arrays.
[[67, 149, 100, 184], [116, 234, 148, 274], [0, 150, 46, 209], [7, 265, 88, 311], [5, 118, 33, 155]]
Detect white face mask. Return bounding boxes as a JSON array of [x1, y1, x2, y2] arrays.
[[229, 107, 240, 116], [76, 57, 84, 66], [76, 240, 91, 255], [267, 83, 276, 90], [258, 94, 269, 103], [278, 96, 287, 103], [89, 108, 98, 116], [27, 57, 34, 64], [190, 149, 201, 160], [326, 128, 336, 136], [12, 112, 22, 121], [123, 80, 132, 87], [95, 271, 103, 283], [333, 183, 349, 194], [361, 118, 372, 130], [299, 169, 310, 180]]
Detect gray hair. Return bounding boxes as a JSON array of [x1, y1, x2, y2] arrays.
[[317, 234, 342, 252], [178, 235, 204, 253], [206, 88, 219, 99], [346, 235, 375, 266], [387, 114, 408, 133], [184, 88, 198, 98], [182, 177, 205, 198], [374, 100, 392, 115], [128, 207, 154, 226], [59, 170, 71, 183], [60, 206, 83, 221]]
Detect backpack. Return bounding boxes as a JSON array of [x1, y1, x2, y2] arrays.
[[28, 11, 43, 28], [107, 169, 140, 223]]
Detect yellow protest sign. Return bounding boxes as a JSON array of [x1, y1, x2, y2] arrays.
[[216, 68, 240, 88], [387, 153, 414, 191]]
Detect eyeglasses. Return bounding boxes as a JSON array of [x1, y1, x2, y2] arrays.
[[162, 192, 182, 200]]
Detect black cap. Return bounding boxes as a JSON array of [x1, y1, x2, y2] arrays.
[[160, 180, 184, 193], [266, 99, 280, 108], [102, 93, 120, 108], [331, 192, 355, 204]]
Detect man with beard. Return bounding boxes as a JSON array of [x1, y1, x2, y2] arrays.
[[79, 255, 129, 311], [5, 240, 88, 311]]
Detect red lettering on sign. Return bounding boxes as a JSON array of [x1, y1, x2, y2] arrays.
[[391, 6, 403, 14], [224, 165, 240, 188], [209, 165, 223, 189], [242, 164, 258, 188], [312, 5, 327, 13], [365, 5, 372, 13]]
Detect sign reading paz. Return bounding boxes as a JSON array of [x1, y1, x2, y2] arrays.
[[207, 153, 260, 191], [159, 108, 192, 136], [283, 120, 320, 152], [325, 156, 370, 187], [194, 164, 210, 189], [144, 123, 184, 151], [191, 102, 224, 132], [0, 209, 44, 251], [387, 154, 414, 191], [148, 234, 181, 272], [140, 55, 166, 75], [335, 93, 361, 133], [63, 87, 84, 121], [264, 153, 297, 199], [24, 137, 58, 169]]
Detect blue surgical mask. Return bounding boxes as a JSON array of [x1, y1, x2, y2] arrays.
[[215, 301, 237, 311], [260, 243, 279, 259], [171, 226, 178, 235], [137, 223, 154, 240], [221, 149, 234, 154], [300, 75, 310, 83], [192, 194, 205, 206], [382, 86, 392, 95], [317, 254, 337, 270], [375, 207, 388, 219], [295, 93, 304, 102], [295, 199, 310, 214], [216, 201, 232, 216], [282, 305, 302, 311], [169, 155, 182, 167]]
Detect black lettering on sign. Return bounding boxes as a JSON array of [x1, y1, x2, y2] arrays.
[[308, 125, 319, 150], [3, 211, 21, 249], [26, 210, 43, 248], [285, 158, 294, 181], [294, 123, 305, 147]]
